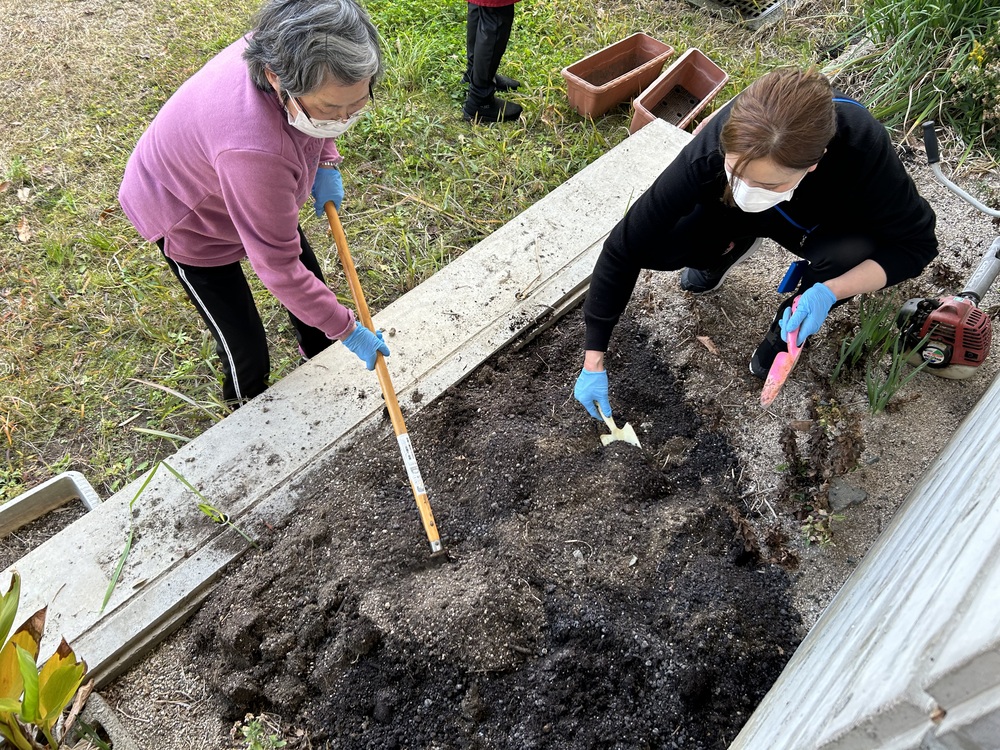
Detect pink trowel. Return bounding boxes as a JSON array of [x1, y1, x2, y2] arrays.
[[760, 296, 802, 407], [598, 408, 642, 448]]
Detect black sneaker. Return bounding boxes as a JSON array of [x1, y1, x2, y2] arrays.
[[463, 96, 523, 123], [749, 296, 797, 379], [461, 72, 522, 92], [680, 237, 762, 294]]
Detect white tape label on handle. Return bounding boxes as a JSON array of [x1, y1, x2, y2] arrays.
[[396, 433, 426, 496]]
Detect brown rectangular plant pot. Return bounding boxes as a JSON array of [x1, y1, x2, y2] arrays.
[[561, 32, 675, 119], [629, 48, 728, 134]]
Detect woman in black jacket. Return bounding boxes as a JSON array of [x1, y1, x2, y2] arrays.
[[574, 67, 937, 419]]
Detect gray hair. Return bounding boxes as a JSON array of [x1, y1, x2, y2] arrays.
[[243, 0, 383, 96]]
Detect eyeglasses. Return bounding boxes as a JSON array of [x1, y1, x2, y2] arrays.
[[292, 95, 368, 125]]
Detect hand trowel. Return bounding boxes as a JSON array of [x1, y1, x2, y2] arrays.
[[760, 296, 802, 407], [598, 408, 642, 448]]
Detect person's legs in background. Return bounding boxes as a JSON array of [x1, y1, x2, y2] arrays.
[[463, 2, 521, 123], [463, 3, 520, 93]]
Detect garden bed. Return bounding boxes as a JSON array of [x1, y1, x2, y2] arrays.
[[148, 308, 801, 749], [101, 159, 1000, 749]]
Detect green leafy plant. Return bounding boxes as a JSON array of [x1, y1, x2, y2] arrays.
[[67, 719, 111, 750], [830, 295, 894, 381], [0, 572, 91, 749], [196, 502, 258, 547], [831, 294, 929, 414], [3, 156, 31, 185], [864, 340, 928, 414], [951, 29, 1000, 149], [233, 713, 287, 750], [802, 509, 844, 547]]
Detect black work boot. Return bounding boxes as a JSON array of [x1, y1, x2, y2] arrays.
[[462, 71, 521, 91], [493, 72, 521, 91], [749, 296, 797, 379], [680, 237, 762, 294], [463, 95, 523, 123]]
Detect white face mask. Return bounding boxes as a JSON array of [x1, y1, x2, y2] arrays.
[[725, 165, 801, 213], [285, 97, 363, 139]]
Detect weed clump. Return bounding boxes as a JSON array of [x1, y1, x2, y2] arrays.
[[831, 293, 928, 414], [837, 0, 1000, 149], [779, 396, 863, 545]]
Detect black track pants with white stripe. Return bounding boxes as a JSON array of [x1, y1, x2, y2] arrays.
[[157, 227, 332, 407]]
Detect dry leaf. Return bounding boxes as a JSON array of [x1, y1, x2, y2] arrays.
[[98, 206, 117, 225], [696, 335, 719, 355], [16, 217, 31, 242], [0, 180, 9, 193]]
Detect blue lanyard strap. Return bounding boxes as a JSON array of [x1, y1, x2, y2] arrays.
[[832, 95, 866, 109], [775, 205, 819, 235]]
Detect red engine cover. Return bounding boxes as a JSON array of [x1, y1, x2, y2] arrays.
[[922, 297, 993, 365]]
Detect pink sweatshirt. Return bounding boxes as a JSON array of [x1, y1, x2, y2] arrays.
[[119, 37, 354, 340]]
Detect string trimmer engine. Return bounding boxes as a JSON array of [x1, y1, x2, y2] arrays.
[[897, 294, 992, 379], [894, 122, 1000, 380]]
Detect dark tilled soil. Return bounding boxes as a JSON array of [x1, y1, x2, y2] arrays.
[[184, 308, 801, 749]]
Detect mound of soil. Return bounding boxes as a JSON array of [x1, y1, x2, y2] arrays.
[[181, 309, 801, 749]]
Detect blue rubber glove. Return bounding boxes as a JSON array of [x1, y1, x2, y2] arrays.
[[780, 283, 837, 344], [342, 325, 389, 370], [312, 167, 344, 216], [574, 368, 612, 420]]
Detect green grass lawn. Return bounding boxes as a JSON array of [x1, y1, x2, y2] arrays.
[[0, 0, 837, 501]]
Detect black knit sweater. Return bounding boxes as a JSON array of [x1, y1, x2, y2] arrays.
[[583, 96, 938, 352]]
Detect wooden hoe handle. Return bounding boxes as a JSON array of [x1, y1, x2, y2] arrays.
[[324, 203, 442, 553]]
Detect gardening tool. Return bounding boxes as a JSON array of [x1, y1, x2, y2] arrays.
[[599, 408, 642, 448], [324, 203, 443, 554], [894, 122, 1000, 380], [760, 296, 802, 407]]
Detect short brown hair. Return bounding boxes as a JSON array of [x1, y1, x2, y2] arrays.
[[721, 67, 836, 178]]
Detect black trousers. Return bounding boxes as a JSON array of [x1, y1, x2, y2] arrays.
[[465, 3, 515, 105], [648, 201, 879, 292], [158, 227, 332, 406]]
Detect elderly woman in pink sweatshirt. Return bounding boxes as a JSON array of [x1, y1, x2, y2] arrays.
[[119, 0, 388, 407]]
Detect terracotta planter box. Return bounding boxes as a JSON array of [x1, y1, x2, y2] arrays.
[[629, 48, 728, 134], [561, 32, 675, 118]]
